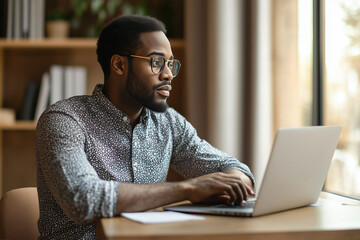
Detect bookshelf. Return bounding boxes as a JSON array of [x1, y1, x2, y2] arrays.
[[0, 121, 37, 130], [0, 38, 186, 195]]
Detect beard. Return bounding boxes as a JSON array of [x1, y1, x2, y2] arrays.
[[125, 71, 169, 113]]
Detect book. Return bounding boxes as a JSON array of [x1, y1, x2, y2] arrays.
[[64, 66, 75, 99], [6, 0, 13, 39], [34, 0, 45, 39], [73, 66, 87, 96], [29, 0, 37, 39], [21, 0, 30, 38], [19, 82, 39, 120], [49, 65, 64, 105], [14, 0, 21, 39], [1, 0, 8, 38], [64, 66, 87, 99], [34, 72, 50, 121]]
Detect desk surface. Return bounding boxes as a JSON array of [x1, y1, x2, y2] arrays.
[[97, 192, 360, 240]]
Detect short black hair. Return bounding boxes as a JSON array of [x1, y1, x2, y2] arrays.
[[96, 15, 167, 80]]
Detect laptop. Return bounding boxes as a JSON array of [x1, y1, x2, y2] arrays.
[[165, 126, 342, 217]]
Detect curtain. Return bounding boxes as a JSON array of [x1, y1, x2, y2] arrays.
[[185, 0, 273, 190]]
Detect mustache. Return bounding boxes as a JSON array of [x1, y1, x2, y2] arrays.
[[153, 82, 171, 90]]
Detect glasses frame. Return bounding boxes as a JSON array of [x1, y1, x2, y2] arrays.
[[129, 54, 181, 77]]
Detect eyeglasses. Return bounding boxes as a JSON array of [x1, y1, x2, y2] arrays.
[[129, 54, 181, 78]]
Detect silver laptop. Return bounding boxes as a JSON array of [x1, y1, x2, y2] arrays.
[[165, 126, 342, 217]]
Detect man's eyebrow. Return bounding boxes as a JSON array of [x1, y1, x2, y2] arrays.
[[146, 51, 163, 56], [146, 51, 174, 59]]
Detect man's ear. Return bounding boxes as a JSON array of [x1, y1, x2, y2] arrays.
[[111, 54, 126, 75]]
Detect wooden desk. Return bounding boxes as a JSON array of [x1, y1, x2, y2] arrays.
[[97, 192, 360, 240]]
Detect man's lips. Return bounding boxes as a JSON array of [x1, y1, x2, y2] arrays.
[[156, 85, 172, 97]]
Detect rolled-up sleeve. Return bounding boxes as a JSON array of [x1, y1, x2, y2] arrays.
[[36, 111, 119, 225]]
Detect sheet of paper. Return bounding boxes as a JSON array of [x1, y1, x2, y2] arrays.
[[121, 211, 205, 224]]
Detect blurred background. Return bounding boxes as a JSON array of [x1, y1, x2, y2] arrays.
[[0, 0, 359, 199]]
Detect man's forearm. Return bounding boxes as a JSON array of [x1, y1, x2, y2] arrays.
[[115, 181, 189, 213]]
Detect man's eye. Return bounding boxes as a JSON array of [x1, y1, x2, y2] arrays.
[[152, 58, 163, 67], [168, 61, 174, 68]]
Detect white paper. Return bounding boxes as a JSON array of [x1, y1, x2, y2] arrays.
[[121, 211, 205, 224]]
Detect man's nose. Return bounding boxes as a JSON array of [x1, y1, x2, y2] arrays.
[[159, 63, 174, 81]]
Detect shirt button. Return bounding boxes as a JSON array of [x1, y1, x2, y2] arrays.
[[122, 116, 128, 122], [134, 162, 138, 166]]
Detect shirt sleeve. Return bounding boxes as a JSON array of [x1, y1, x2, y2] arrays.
[[36, 111, 119, 225], [169, 109, 255, 186]]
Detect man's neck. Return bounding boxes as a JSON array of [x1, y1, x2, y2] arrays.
[[102, 84, 143, 128]]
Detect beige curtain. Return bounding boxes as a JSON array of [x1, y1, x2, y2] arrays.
[[185, 0, 273, 190]]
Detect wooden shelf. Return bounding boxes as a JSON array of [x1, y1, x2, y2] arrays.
[[0, 121, 37, 130], [0, 38, 97, 49], [0, 38, 185, 49]]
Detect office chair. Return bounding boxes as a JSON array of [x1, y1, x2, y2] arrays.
[[0, 187, 39, 240]]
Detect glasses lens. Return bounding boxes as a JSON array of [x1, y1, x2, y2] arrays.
[[151, 56, 165, 74], [151, 56, 181, 77], [169, 60, 181, 77]]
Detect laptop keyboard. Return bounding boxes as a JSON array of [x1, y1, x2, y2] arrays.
[[215, 199, 256, 209], [241, 199, 256, 208]]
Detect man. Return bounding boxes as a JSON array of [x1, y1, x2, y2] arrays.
[[36, 15, 255, 239]]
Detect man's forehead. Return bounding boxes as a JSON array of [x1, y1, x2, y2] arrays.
[[137, 31, 172, 56]]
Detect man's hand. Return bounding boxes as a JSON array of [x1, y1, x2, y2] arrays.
[[181, 170, 255, 206]]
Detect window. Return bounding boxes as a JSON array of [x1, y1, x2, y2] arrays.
[[323, 0, 360, 199], [272, 0, 313, 131], [274, 0, 360, 199]]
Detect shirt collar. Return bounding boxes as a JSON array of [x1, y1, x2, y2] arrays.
[[140, 108, 149, 123], [92, 84, 149, 124]]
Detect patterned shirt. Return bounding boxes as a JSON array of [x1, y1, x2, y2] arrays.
[[36, 84, 254, 239]]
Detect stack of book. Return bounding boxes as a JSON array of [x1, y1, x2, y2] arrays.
[[6, 0, 45, 39], [20, 65, 87, 121]]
